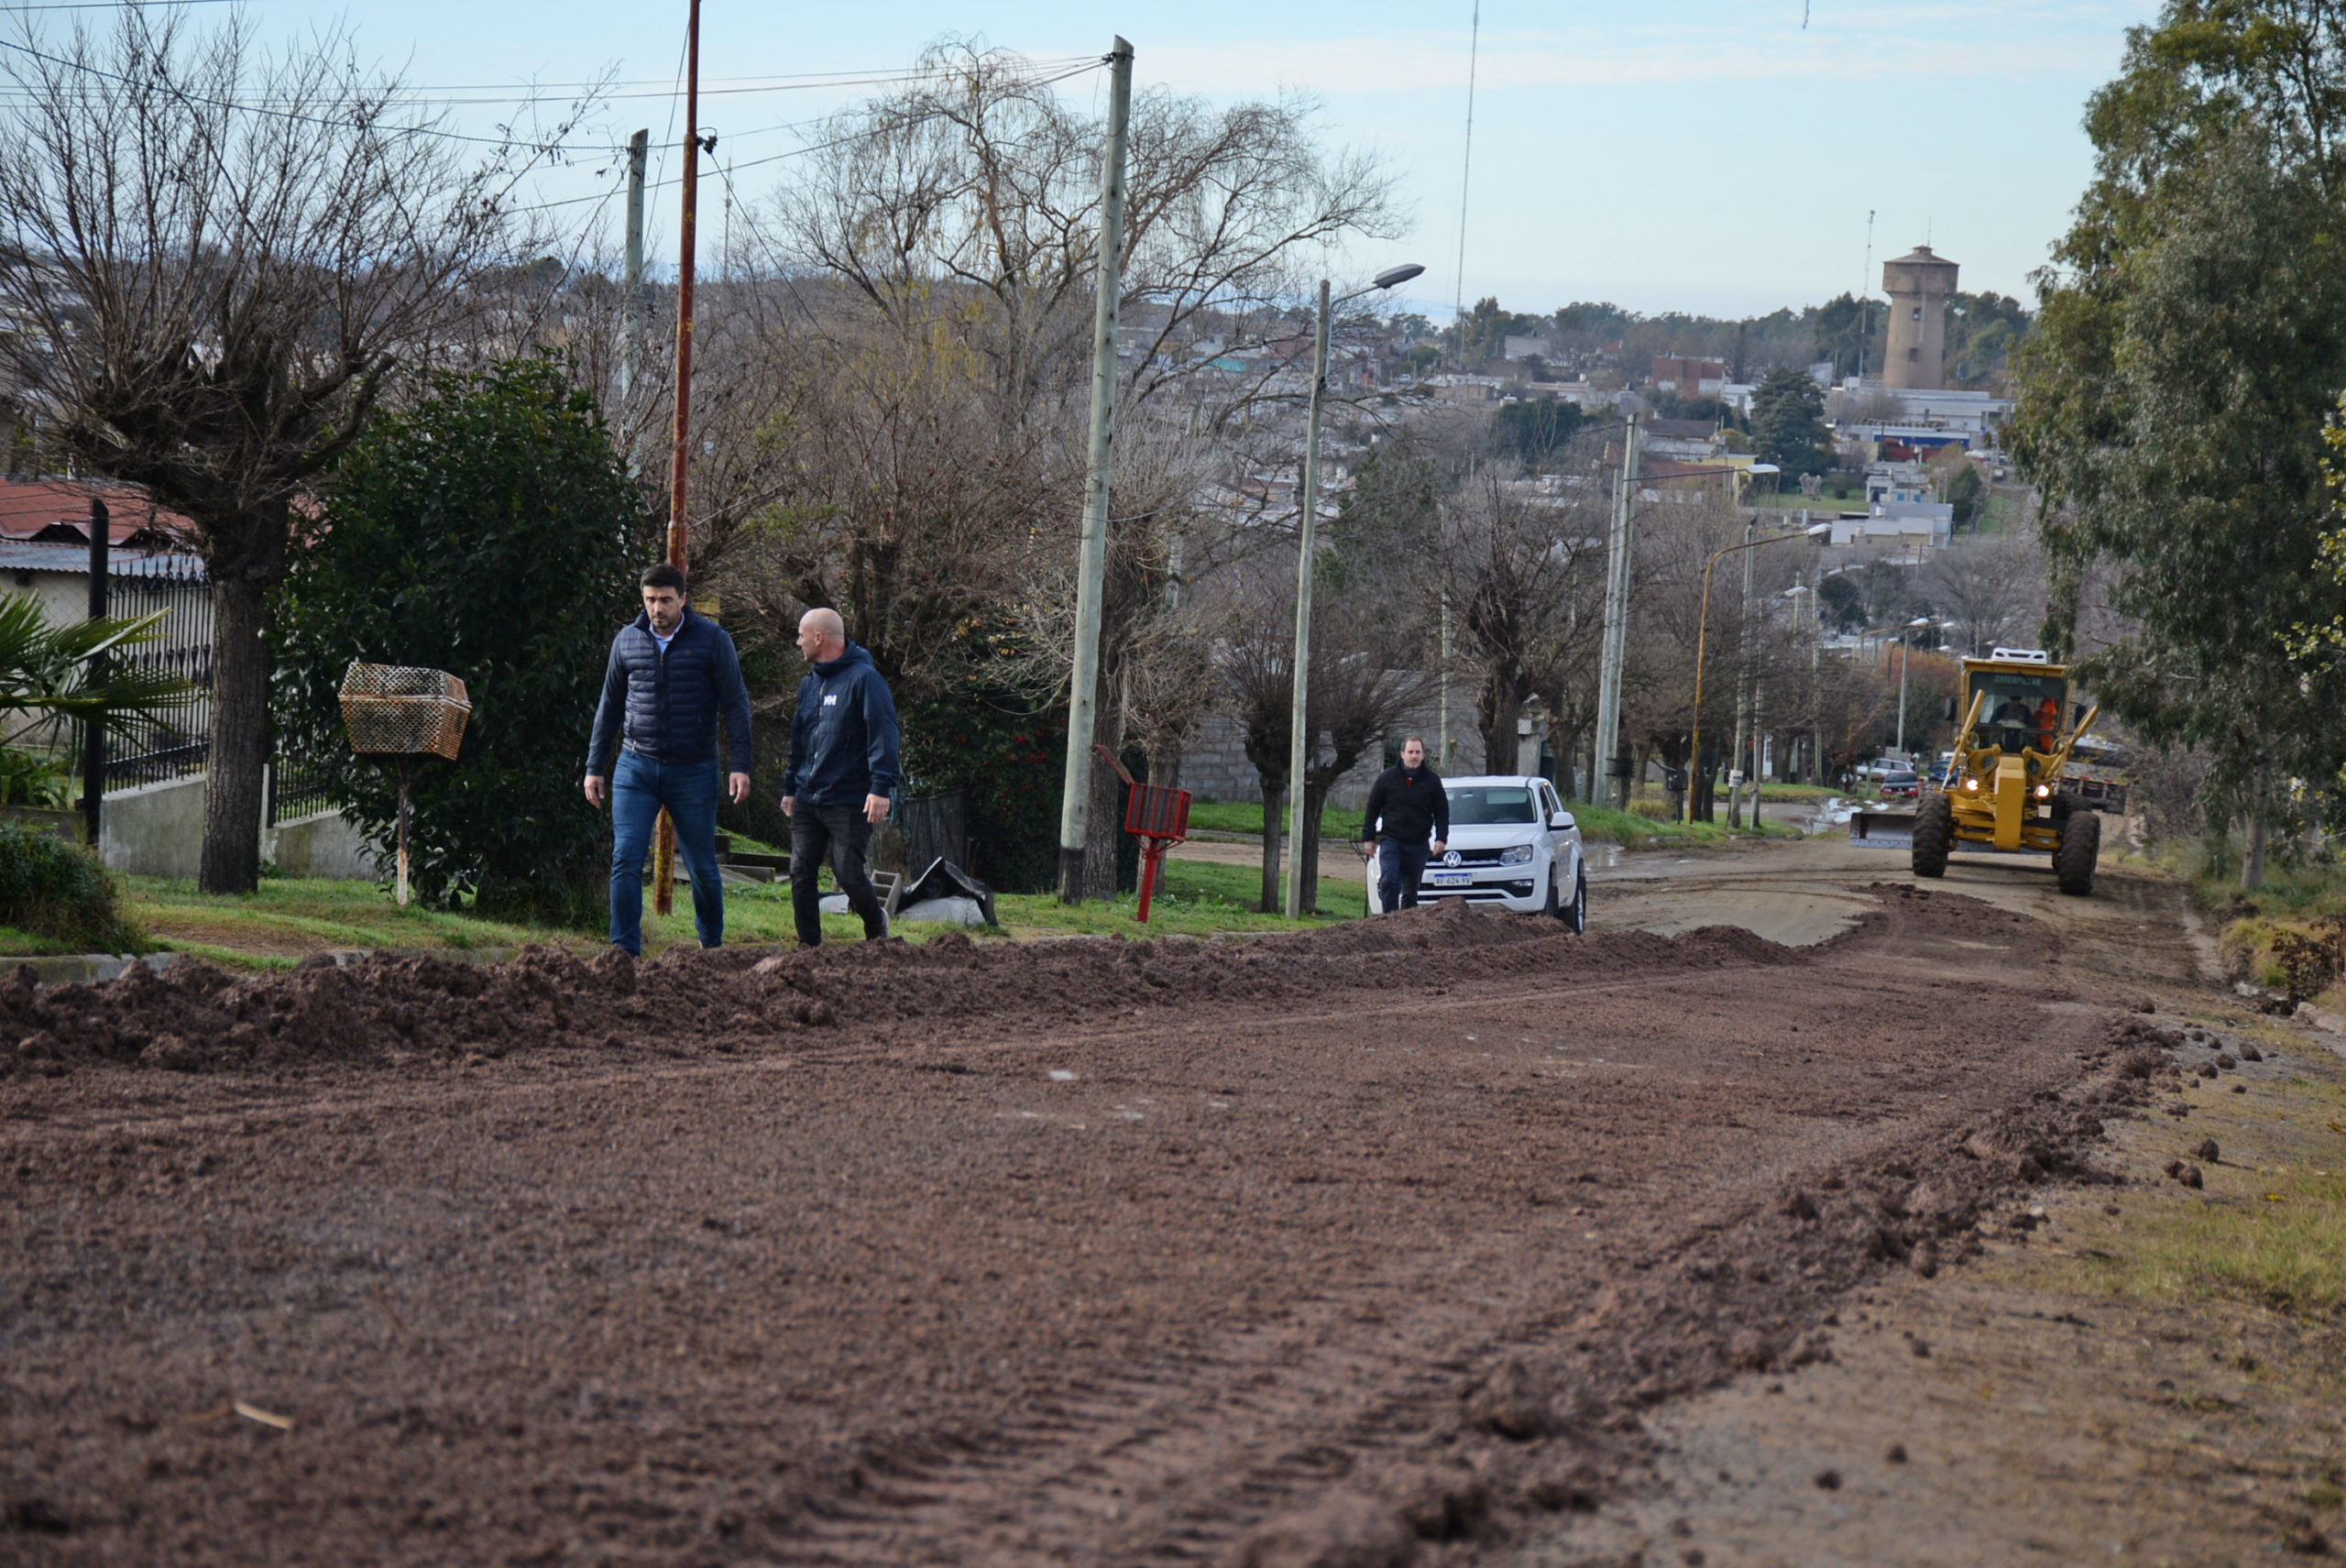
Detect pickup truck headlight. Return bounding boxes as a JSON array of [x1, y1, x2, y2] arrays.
[[1498, 844, 1535, 865]]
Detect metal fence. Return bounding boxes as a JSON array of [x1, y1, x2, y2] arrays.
[[101, 551, 214, 791], [266, 755, 342, 826]]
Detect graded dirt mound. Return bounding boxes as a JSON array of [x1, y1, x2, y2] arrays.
[[0, 902, 1808, 1080]]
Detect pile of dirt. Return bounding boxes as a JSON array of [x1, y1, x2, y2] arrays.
[[0, 903, 1814, 1081]]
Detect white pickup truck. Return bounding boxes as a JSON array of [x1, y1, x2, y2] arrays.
[[1365, 773, 1586, 931]]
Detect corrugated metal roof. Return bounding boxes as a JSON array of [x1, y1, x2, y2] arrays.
[[0, 541, 206, 579]]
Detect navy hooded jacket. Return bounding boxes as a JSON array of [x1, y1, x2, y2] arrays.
[[784, 641, 902, 806], [585, 608, 753, 774]]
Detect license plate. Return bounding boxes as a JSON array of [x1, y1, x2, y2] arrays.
[[1430, 870, 1474, 887]]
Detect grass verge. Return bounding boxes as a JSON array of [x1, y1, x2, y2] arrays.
[[65, 856, 1360, 970], [1569, 802, 1803, 850]]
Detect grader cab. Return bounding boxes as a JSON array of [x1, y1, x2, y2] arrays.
[[1849, 649, 2106, 895]]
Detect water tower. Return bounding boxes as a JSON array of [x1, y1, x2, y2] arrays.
[[1880, 246, 1958, 390]]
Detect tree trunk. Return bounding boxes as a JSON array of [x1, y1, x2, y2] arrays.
[[1479, 682, 1520, 784], [1299, 775, 1327, 916], [199, 565, 272, 894], [1259, 778, 1283, 913], [1080, 701, 1125, 902], [2242, 772, 2270, 894]]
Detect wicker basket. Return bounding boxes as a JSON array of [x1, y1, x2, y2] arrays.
[[339, 663, 472, 761]]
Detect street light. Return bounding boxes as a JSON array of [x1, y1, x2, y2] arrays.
[[1894, 615, 1934, 760], [1688, 521, 1832, 824], [1285, 261, 1425, 919]]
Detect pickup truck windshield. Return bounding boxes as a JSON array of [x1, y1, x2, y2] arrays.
[[1449, 787, 1538, 826]]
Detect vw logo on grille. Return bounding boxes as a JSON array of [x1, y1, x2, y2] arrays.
[[1442, 850, 1461, 866]]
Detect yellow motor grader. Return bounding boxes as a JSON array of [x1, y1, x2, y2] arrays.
[[1849, 649, 2106, 895]]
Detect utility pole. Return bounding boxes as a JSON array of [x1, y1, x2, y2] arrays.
[[653, 0, 704, 916], [1728, 513, 1756, 828], [619, 129, 647, 421], [1055, 37, 1135, 904], [1281, 279, 1333, 920], [1594, 412, 1639, 809], [79, 496, 108, 846], [1438, 589, 1452, 768]]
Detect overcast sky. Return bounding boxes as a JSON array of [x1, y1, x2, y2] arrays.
[[17, 0, 2164, 320]]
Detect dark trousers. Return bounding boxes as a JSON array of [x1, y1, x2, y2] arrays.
[[608, 751, 723, 955], [790, 803, 888, 945], [1377, 839, 1431, 911]]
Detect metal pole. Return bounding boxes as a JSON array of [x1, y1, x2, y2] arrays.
[[1897, 630, 1911, 757], [1055, 37, 1135, 904], [80, 496, 108, 846], [1282, 279, 1333, 920], [619, 129, 646, 418], [1594, 412, 1639, 808], [653, 0, 703, 918], [1729, 514, 1755, 828]]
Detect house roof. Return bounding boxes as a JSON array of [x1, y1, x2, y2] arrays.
[[0, 477, 194, 545], [1646, 418, 1717, 440], [0, 540, 207, 579]]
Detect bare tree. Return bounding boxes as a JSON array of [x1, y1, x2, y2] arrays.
[[1919, 532, 2046, 656], [0, 11, 576, 892], [1217, 571, 1428, 913]]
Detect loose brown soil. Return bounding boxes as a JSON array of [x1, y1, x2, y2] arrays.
[[0, 875, 2211, 1563]]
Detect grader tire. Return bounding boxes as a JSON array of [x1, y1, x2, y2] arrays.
[[2056, 807, 2100, 897], [1911, 793, 1953, 879]]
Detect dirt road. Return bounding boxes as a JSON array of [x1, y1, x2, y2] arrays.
[[0, 839, 2217, 1563]]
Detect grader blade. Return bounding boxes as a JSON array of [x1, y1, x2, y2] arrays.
[[1848, 809, 1919, 850]]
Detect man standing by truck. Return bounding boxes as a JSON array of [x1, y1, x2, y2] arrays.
[[783, 607, 900, 948], [1360, 737, 1449, 912]]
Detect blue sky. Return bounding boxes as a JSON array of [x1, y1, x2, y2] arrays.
[[20, 1, 2163, 319]]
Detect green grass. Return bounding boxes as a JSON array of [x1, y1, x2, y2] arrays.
[[35, 854, 1365, 970], [1184, 798, 1359, 841], [1755, 783, 1841, 803], [993, 856, 1363, 937], [1568, 802, 1801, 850], [1749, 488, 1857, 511], [2086, 1080, 2346, 1318]]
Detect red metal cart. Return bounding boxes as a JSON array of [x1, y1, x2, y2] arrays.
[[1091, 744, 1191, 923]]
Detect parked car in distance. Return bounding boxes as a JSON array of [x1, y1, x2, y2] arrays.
[[1880, 771, 1921, 800], [1364, 774, 1586, 931]]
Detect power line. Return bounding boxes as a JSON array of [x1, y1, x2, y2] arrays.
[[0, 33, 582, 148], [511, 58, 1105, 215]]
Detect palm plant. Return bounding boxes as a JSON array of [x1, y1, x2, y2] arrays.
[[0, 591, 202, 736]]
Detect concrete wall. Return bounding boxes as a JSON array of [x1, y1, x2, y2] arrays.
[[98, 774, 205, 879], [96, 773, 380, 881], [1175, 708, 1490, 812]]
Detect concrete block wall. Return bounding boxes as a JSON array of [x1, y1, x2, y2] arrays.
[[96, 774, 379, 882], [1175, 708, 1488, 813]]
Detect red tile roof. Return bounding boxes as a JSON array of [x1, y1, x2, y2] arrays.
[[0, 478, 194, 543]]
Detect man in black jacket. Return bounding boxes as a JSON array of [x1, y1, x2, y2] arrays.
[[1360, 737, 1449, 912], [783, 607, 901, 948], [584, 564, 753, 956]]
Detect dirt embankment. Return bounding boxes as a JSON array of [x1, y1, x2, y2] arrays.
[[0, 887, 2175, 1565], [0, 900, 1803, 1080]]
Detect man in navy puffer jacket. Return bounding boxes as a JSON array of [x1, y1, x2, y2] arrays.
[[584, 564, 753, 955], [782, 607, 900, 947]]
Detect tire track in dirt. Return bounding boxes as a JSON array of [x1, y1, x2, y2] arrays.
[[2, 885, 2147, 1565]]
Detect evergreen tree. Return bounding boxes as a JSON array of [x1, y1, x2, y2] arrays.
[[1749, 366, 1834, 476], [2011, 0, 2346, 879], [273, 360, 654, 921]]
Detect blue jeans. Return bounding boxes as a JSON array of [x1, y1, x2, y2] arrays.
[[608, 751, 724, 955], [1377, 839, 1431, 911]]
